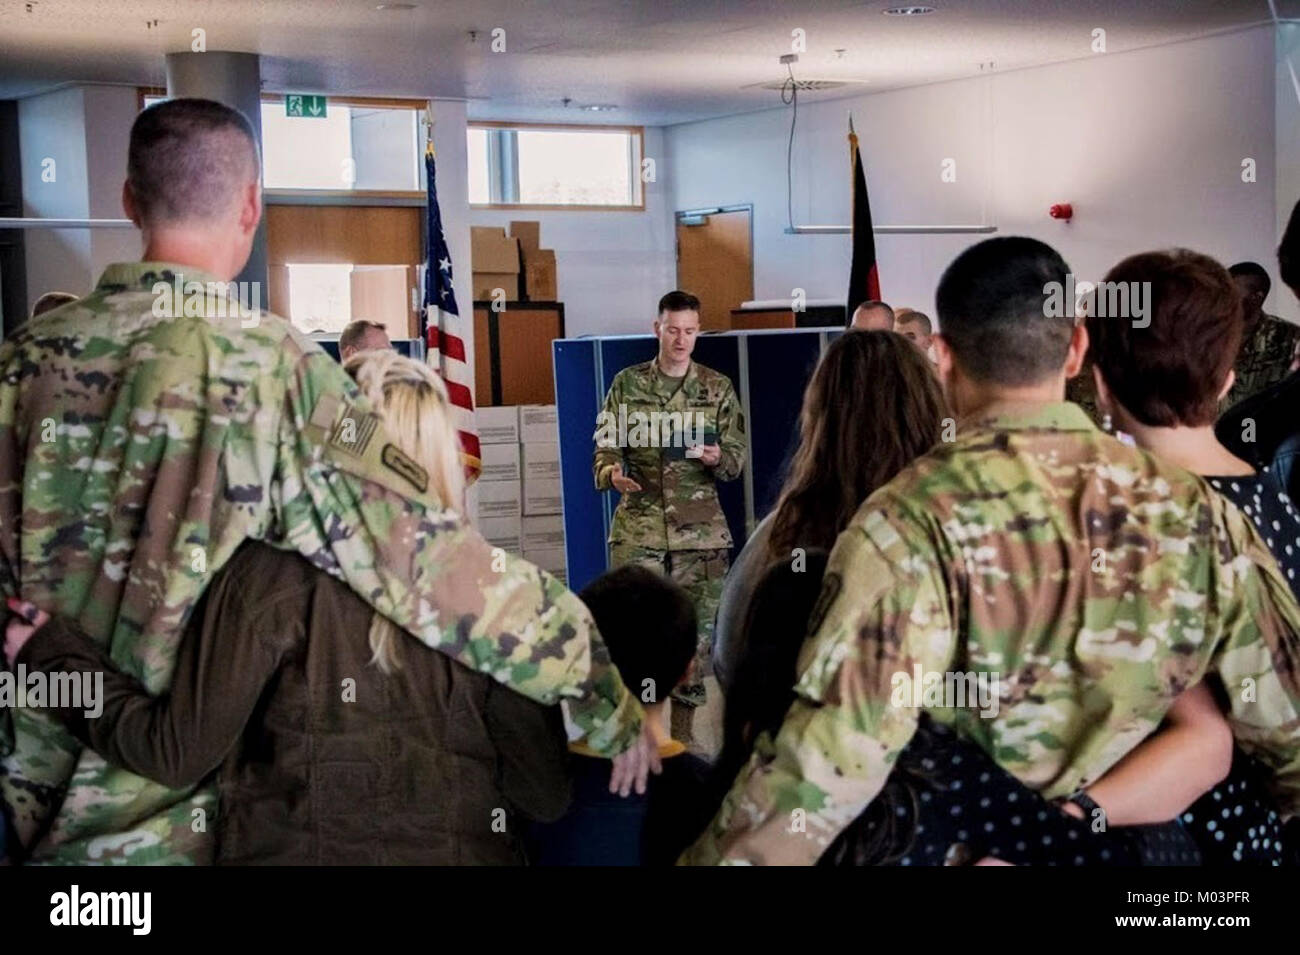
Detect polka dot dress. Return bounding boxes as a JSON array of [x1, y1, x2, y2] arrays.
[[825, 719, 1196, 866], [1207, 468, 1300, 602]]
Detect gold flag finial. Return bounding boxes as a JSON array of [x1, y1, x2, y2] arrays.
[[424, 101, 436, 157]]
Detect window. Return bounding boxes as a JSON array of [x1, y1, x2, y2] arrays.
[[468, 123, 644, 210], [141, 94, 423, 194]]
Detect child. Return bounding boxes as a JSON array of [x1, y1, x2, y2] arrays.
[[529, 565, 712, 866]]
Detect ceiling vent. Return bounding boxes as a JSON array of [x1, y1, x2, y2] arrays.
[[748, 78, 856, 92]]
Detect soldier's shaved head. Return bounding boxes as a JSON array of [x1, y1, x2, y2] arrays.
[[127, 98, 260, 227], [936, 236, 1073, 387]]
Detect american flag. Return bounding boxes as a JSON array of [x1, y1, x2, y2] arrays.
[[423, 139, 482, 482]]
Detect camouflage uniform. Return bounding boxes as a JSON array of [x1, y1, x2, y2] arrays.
[[0, 263, 642, 865], [681, 401, 1300, 865], [1227, 313, 1300, 406], [593, 359, 746, 707]]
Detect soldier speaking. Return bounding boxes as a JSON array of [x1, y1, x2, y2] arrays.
[[592, 290, 747, 752]]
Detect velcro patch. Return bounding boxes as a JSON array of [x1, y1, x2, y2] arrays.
[[330, 404, 379, 457], [381, 443, 429, 494]]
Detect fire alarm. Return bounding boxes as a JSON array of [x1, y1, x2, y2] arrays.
[[1050, 203, 1073, 221]]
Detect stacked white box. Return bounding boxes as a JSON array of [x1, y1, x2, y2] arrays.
[[475, 406, 523, 541], [522, 515, 565, 551], [479, 515, 521, 551], [476, 405, 520, 445], [521, 441, 560, 483], [477, 477, 521, 519], [527, 546, 567, 585], [480, 443, 521, 483], [518, 404, 559, 443], [523, 478, 562, 516]]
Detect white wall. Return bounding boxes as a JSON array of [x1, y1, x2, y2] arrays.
[[468, 126, 676, 338], [20, 86, 93, 307], [83, 86, 141, 278], [665, 26, 1279, 327], [1277, 23, 1300, 323], [18, 84, 139, 312]]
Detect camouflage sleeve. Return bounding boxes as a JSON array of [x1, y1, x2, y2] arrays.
[[593, 372, 623, 491], [708, 378, 746, 483], [264, 346, 643, 756], [1208, 512, 1300, 817], [680, 504, 953, 864]]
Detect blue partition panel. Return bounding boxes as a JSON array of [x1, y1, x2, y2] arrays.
[[553, 338, 605, 593], [555, 328, 835, 593], [745, 330, 826, 519]]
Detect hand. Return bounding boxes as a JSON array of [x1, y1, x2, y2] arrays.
[[696, 444, 722, 467], [4, 597, 49, 669], [610, 463, 642, 494], [608, 722, 664, 797]]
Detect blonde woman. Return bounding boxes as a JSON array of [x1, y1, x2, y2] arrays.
[[3, 351, 572, 864]]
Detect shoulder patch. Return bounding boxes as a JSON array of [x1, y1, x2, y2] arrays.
[[805, 571, 843, 639], [329, 403, 380, 457], [381, 442, 429, 494]]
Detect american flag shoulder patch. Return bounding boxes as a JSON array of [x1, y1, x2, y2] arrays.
[[329, 403, 380, 457]]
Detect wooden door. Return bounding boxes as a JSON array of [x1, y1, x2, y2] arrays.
[[675, 207, 753, 332], [265, 204, 422, 335]]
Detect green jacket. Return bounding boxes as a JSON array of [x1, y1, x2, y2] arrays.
[[593, 359, 746, 552], [0, 262, 640, 864], [684, 401, 1300, 865]]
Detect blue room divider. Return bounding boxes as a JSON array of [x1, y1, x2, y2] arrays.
[[553, 327, 841, 593]]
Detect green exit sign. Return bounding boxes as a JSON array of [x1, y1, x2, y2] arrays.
[[286, 94, 327, 118]]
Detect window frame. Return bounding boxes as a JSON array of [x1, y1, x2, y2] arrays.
[[468, 120, 646, 212], [138, 89, 428, 202]]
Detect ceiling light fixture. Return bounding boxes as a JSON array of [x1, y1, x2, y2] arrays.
[[581, 104, 619, 112], [883, 5, 935, 15], [376, 3, 417, 10]]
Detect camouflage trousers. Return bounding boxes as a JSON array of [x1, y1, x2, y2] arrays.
[[607, 543, 730, 708]]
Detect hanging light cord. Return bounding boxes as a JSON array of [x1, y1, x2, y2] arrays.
[[782, 61, 798, 233]]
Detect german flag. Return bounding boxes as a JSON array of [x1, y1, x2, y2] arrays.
[[846, 117, 881, 318]]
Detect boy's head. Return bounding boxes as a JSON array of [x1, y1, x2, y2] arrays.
[[579, 565, 696, 707]]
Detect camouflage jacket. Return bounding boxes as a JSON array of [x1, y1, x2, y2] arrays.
[[592, 359, 746, 552], [1227, 313, 1300, 407], [0, 262, 641, 865], [682, 401, 1300, 865]]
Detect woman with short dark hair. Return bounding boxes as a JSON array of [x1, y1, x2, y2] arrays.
[[1085, 248, 1298, 864]]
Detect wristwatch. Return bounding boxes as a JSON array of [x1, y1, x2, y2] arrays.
[[1064, 789, 1102, 820]]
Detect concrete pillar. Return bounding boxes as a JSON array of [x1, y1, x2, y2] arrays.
[[165, 51, 267, 292]]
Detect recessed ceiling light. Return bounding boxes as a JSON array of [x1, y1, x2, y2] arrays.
[[883, 5, 935, 14], [581, 104, 619, 112]]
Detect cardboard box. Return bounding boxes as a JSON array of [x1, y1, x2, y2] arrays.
[[480, 443, 520, 483], [471, 273, 519, 302], [523, 477, 562, 516], [524, 545, 567, 580], [521, 441, 560, 483], [524, 249, 557, 302], [510, 220, 541, 253], [478, 479, 521, 518], [479, 515, 521, 552], [476, 405, 519, 445], [471, 226, 521, 273], [519, 405, 559, 444], [522, 515, 565, 551], [471, 226, 521, 303]]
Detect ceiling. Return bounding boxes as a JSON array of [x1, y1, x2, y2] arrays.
[[0, 0, 1290, 125]]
